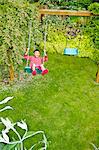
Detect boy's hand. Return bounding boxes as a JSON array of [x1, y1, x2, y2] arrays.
[[25, 48, 29, 55], [44, 51, 47, 56]]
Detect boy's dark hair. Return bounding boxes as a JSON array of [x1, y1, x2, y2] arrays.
[[33, 49, 40, 53]]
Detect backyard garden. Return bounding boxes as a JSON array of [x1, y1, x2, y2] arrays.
[[0, 0, 99, 150]]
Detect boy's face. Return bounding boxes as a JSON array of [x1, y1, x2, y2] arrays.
[[34, 51, 40, 57]]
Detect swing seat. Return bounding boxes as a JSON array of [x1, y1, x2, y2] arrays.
[[36, 68, 42, 74], [24, 66, 32, 73], [24, 66, 42, 74], [64, 48, 78, 55]]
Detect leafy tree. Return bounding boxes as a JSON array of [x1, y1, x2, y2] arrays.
[[38, 0, 93, 9], [88, 2, 99, 14], [0, 0, 41, 81], [77, 0, 92, 9]]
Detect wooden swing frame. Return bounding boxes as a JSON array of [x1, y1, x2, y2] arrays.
[[39, 9, 98, 20]]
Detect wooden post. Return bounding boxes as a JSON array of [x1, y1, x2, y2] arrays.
[[96, 71, 99, 83], [96, 64, 99, 83], [9, 64, 14, 81]]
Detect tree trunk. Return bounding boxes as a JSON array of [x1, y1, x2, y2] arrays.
[[9, 64, 14, 81], [96, 71, 99, 83], [7, 48, 14, 81]]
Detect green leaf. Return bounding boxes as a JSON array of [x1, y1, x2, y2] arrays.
[[0, 143, 5, 149], [2, 143, 17, 150]]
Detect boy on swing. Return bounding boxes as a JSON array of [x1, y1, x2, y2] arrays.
[[24, 49, 48, 76]]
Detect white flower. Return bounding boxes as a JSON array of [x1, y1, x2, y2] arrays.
[[3, 128, 10, 134], [0, 135, 6, 143], [17, 120, 27, 130], [0, 106, 13, 112], [0, 117, 15, 130], [0, 97, 13, 105], [2, 130, 9, 143]]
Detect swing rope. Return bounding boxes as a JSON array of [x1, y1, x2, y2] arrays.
[[44, 21, 47, 55], [25, 18, 48, 73], [32, 35, 36, 51], [26, 21, 32, 67], [43, 18, 47, 64]]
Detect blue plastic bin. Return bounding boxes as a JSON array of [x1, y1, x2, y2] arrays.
[[64, 48, 78, 55]]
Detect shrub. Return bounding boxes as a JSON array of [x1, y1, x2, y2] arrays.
[[88, 2, 99, 14]]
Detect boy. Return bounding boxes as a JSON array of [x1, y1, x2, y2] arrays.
[[24, 49, 48, 76]]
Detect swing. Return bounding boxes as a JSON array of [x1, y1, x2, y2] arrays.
[[24, 20, 47, 74], [64, 25, 78, 56], [64, 48, 78, 55], [64, 36, 78, 55]]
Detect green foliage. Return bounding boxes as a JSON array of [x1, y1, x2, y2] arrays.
[[0, 143, 17, 150], [39, 0, 92, 9], [93, 49, 99, 64], [88, 2, 99, 14], [41, 15, 99, 64], [66, 34, 94, 58], [40, 21, 95, 60], [85, 15, 99, 63], [77, 0, 92, 9], [0, 0, 42, 80]]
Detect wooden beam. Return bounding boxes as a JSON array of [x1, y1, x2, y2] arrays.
[[39, 9, 95, 17]]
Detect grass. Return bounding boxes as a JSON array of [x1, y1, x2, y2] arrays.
[[0, 54, 99, 150]]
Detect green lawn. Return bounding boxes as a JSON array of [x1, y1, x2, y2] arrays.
[[0, 54, 99, 150]]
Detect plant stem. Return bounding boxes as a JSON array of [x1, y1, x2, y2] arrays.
[[12, 128, 23, 150]]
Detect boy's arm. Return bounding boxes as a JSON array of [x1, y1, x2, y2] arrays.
[[43, 51, 48, 62], [24, 48, 30, 60], [24, 54, 28, 59], [43, 55, 48, 62], [45, 55, 48, 61]]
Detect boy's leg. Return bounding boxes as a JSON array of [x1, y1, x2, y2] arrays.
[[32, 64, 36, 76], [32, 64, 36, 71], [40, 64, 46, 71], [40, 64, 48, 75]]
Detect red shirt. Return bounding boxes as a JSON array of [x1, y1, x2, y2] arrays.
[[24, 55, 48, 68]]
